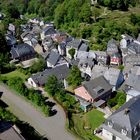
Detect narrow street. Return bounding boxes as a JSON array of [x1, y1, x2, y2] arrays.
[[0, 84, 75, 140]]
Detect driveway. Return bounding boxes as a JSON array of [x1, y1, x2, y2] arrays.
[[0, 84, 75, 140]]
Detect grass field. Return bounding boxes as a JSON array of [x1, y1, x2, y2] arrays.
[[84, 109, 105, 130], [2, 70, 28, 81], [69, 109, 105, 140]]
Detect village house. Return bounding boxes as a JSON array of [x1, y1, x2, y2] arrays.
[[137, 34, 140, 42], [0, 121, 25, 140], [5, 33, 16, 46], [58, 42, 66, 56], [46, 50, 60, 68], [120, 34, 140, 66], [123, 54, 140, 66], [8, 23, 16, 35], [52, 32, 68, 43], [93, 51, 108, 65], [66, 39, 83, 59], [91, 65, 124, 91], [10, 43, 36, 62], [74, 76, 112, 103], [40, 26, 57, 40], [110, 53, 122, 65], [28, 64, 69, 88], [101, 95, 140, 140], [106, 38, 119, 56], [125, 66, 140, 92], [126, 89, 140, 102], [42, 36, 54, 52], [76, 50, 96, 77]]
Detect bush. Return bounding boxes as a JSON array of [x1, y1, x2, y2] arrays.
[[107, 91, 126, 108]]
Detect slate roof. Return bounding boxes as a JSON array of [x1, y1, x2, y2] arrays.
[[91, 65, 108, 79], [10, 43, 35, 59], [42, 36, 53, 49], [126, 73, 140, 91], [42, 26, 57, 36], [67, 39, 82, 49], [125, 66, 140, 91], [107, 38, 118, 54], [0, 121, 25, 140], [102, 95, 140, 140], [5, 34, 16, 46], [83, 76, 112, 99], [123, 54, 140, 66], [94, 51, 107, 57], [78, 43, 89, 51], [77, 51, 96, 60], [104, 68, 122, 86], [121, 34, 134, 41], [127, 40, 140, 54], [137, 34, 140, 42], [79, 58, 94, 68], [47, 50, 60, 66], [30, 64, 69, 86], [127, 89, 140, 97]]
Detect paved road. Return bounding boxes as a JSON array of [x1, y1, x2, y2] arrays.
[[0, 84, 75, 140]]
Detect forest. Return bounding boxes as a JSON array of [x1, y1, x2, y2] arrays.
[[0, 0, 140, 73], [0, 0, 140, 48]]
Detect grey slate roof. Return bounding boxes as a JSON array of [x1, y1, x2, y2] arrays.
[[102, 95, 140, 140], [126, 74, 140, 91], [76, 51, 96, 60], [79, 58, 94, 68], [0, 121, 25, 140], [10, 43, 35, 59], [91, 66, 123, 86], [107, 38, 118, 55], [137, 34, 140, 42], [104, 68, 122, 86], [123, 54, 140, 66], [5, 34, 16, 46], [78, 43, 89, 51], [67, 39, 82, 49], [30, 64, 69, 86], [91, 65, 108, 79], [83, 76, 112, 99], [125, 66, 140, 91], [42, 26, 57, 36], [127, 40, 140, 54], [47, 50, 60, 66], [122, 34, 134, 41]]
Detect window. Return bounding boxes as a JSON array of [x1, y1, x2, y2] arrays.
[[108, 121, 113, 128], [121, 129, 127, 135]]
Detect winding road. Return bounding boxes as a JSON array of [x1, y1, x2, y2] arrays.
[[0, 84, 75, 140]]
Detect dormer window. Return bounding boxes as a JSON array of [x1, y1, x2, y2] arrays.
[[121, 129, 127, 135], [108, 121, 113, 128]]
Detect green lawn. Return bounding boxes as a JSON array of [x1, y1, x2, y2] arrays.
[[69, 109, 105, 140], [2, 70, 28, 81], [85, 109, 105, 130]]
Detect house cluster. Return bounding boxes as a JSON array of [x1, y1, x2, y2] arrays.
[[5, 18, 140, 140]]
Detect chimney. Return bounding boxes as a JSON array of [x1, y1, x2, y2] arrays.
[[124, 108, 130, 115]]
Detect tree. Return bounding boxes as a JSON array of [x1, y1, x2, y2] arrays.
[[45, 75, 62, 96], [67, 65, 82, 87], [5, 4, 20, 19], [92, 7, 101, 22], [68, 48, 75, 59], [29, 58, 46, 73], [80, 3, 91, 23]]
